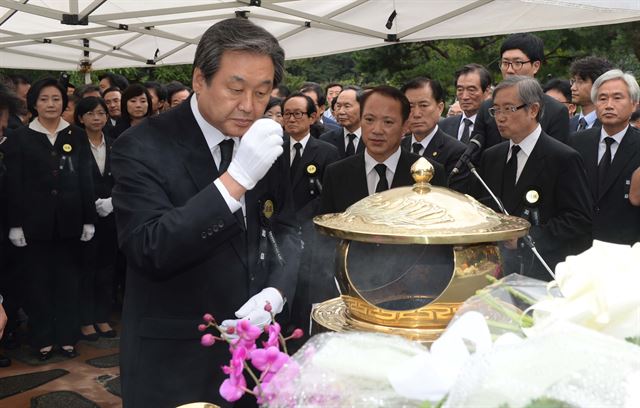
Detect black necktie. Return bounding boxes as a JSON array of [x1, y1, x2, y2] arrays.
[[412, 142, 422, 155], [502, 144, 521, 193], [218, 139, 234, 174], [576, 117, 588, 131], [598, 137, 615, 196], [345, 133, 357, 156], [461, 118, 473, 144], [374, 163, 388, 193], [290, 142, 302, 179]]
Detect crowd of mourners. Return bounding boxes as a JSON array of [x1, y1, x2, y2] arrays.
[[0, 31, 639, 373]]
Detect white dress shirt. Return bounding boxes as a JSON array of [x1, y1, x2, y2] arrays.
[[598, 125, 627, 164], [457, 113, 477, 141], [364, 147, 401, 195], [190, 94, 245, 220], [89, 134, 106, 175], [411, 125, 439, 155], [507, 124, 542, 183], [578, 110, 598, 129], [29, 117, 69, 145], [290, 133, 310, 165]]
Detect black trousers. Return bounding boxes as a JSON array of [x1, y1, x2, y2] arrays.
[[80, 216, 117, 325], [0, 241, 26, 335], [25, 239, 81, 348]]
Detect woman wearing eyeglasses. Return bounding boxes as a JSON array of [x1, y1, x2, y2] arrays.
[[74, 96, 118, 341], [3, 78, 96, 360]]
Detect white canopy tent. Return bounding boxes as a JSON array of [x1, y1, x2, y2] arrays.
[[0, 0, 639, 72]]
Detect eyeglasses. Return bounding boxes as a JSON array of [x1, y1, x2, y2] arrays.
[[283, 111, 308, 119], [83, 111, 107, 117], [488, 104, 528, 117], [500, 60, 532, 70], [569, 78, 589, 86]]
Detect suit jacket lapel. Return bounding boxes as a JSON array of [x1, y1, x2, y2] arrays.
[[423, 130, 444, 161], [600, 127, 640, 199], [294, 138, 319, 188], [392, 150, 416, 187], [585, 131, 600, 201]]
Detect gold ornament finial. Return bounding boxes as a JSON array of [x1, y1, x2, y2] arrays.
[[411, 157, 434, 185]]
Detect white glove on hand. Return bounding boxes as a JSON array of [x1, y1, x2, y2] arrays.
[[95, 197, 113, 217], [8, 227, 27, 247], [80, 224, 95, 242], [227, 118, 283, 190], [231, 287, 285, 329]]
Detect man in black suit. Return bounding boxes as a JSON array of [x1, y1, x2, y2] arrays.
[[320, 86, 366, 159], [470, 76, 592, 281], [400, 77, 468, 192], [281, 92, 339, 338], [472, 33, 570, 155], [300, 82, 340, 138], [440, 64, 492, 144], [569, 56, 613, 132], [111, 19, 301, 407], [320, 85, 447, 214], [569, 69, 640, 245]]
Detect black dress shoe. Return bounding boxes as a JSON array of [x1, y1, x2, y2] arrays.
[[0, 354, 11, 367], [95, 326, 117, 338], [59, 347, 77, 358], [80, 332, 100, 342], [38, 349, 53, 361]]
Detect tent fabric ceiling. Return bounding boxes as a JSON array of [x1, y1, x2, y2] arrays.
[[0, 0, 639, 71]]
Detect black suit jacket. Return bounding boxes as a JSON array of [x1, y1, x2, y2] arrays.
[[569, 126, 640, 244], [111, 101, 301, 408], [319, 149, 447, 214], [473, 94, 570, 152], [401, 128, 468, 192], [4, 124, 96, 241], [470, 131, 592, 280], [284, 135, 340, 219], [439, 114, 463, 140], [319, 126, 366, 159], [569, 115, 601, 133]]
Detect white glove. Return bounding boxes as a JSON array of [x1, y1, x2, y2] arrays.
[[80, 224, 95, 242], [222, 287, 285, 330], [227, 118, 283, 190], [8, 227, 27, 247], [95, 197, 113, 217]]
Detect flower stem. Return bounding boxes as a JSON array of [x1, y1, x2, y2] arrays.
[[243, 361, 263, 396]]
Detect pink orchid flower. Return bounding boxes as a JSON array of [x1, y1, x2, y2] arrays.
[[250, 346, 290, 373], [219, 373, 247, 402], [262, 322, 281, 349]]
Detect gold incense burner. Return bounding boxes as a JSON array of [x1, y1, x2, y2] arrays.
[[311, 158, 530, 342]]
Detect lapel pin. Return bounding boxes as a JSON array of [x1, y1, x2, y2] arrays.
[[262, 199, 274, 219], [306, 164, 317, 176], [525, 189, 540, 205], [63, 144, 72, 153]]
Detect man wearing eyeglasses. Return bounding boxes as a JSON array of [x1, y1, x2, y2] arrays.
[[472, 33, 570, 154], [569, 56, 614, 133], [470, 76, 592, 281]]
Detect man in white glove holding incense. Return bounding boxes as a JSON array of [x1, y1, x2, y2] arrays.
[[111, 18, 301, 408]]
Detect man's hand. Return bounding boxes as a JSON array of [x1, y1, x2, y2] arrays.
[[80, 224, 95, 242], [95, 197, 114, 217], [8, 227, 26, 247], [226, 119, 283, 191]]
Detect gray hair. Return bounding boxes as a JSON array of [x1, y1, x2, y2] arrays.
[[591, 69, 640, 104], [193, 18, 285, 87], [493, 76, 545, 121]]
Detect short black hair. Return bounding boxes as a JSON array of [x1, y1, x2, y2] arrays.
[[74, 96, 109, 126], [454, 64, 492, 92], [400, 77, 445, 104], [281, 92, 317, 115], [361, 85, 411, 122], [0, 83, 22, 115], [500, 33, 544, 63], [300, 82, 326, 107], [120, 84, 153, 123], [264, 96, 282, 114], [273, 85, 290, 98], [543, 78, 572, 103], [9, 74, 30, 86], [144, 81, 168, 102], [26, 77, 68, 117], [337, 85, 364, 105], [98, 72, 129, 91], [569, 56, 614, 83], [631, 108, 640, 122], [166, 81, 190, 103], [325, 82, 342, 94], [102, 86, 122, 98]]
